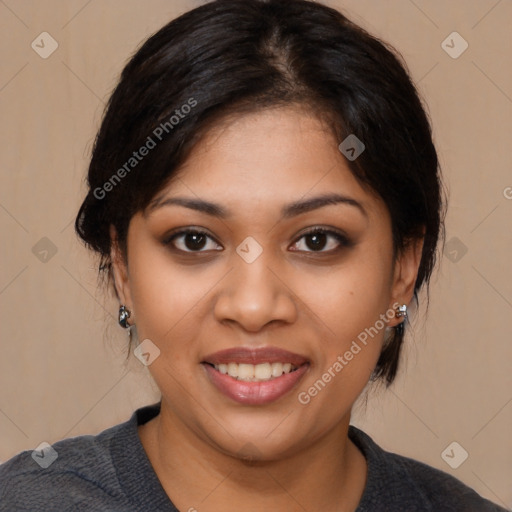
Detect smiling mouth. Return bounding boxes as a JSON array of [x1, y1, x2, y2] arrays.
[[201, 347, 310, 403], [205, 362, 300, 382]]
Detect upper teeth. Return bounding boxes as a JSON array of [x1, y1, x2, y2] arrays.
[[213, 362, 298, 381]]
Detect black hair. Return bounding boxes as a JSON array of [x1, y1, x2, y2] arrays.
[[75, 0, 445, 386]]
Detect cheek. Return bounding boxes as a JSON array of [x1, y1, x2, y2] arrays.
[[127, 243, 209, 351], [296, 284, 390, 431], [296, 246, 393, 403], [306, 248, 393, 341]]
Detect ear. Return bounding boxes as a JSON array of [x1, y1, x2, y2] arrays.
[[388, 236, 424, 327], [110, 225, 133, 312]]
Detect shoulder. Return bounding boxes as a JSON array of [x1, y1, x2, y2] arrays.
[[0, 418, 131, 511], [349, 425, 509, 512], [384, 450, 506, 511]]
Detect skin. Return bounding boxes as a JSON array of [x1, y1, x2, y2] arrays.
[[111, 106, 423, 511]]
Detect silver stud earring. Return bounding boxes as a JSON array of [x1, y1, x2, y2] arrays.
[[118, 305, 131, 329], [395, 304, 407, 319]]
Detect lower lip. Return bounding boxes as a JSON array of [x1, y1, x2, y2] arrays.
[[203, 363, 309, 405]]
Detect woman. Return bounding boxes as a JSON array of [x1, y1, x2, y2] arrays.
[[0, 0, 507, 510]]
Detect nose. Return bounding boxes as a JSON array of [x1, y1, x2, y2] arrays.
[[214, 250, 297, 333]]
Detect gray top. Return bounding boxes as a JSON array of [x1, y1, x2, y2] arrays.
[[0, 402, 508, 511]]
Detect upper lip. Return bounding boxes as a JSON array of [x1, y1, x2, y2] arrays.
[[202, 347, 309, 366]]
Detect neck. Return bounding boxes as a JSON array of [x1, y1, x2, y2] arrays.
[[138, 403, 367, 512]]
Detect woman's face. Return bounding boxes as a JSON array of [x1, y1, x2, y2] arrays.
[[112, 106, 420, 460]]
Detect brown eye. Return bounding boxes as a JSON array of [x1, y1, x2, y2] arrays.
[[164, 229, 222, 253], [291, 228, 351, 253]]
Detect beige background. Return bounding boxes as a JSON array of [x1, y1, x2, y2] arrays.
[[1, 0, 511, 508]]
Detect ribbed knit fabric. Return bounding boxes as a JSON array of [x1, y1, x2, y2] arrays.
[[0, 402, 508, 511]]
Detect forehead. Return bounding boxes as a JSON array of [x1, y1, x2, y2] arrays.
[[153, 107, 374, 209], [158, 107, 362, 197]]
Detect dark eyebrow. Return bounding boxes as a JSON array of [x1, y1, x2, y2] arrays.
[[281, 193, 367, 219], [147, 193, 367, 219]]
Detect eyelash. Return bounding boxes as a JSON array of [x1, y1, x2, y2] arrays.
[[162, 226, 352, 255]]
